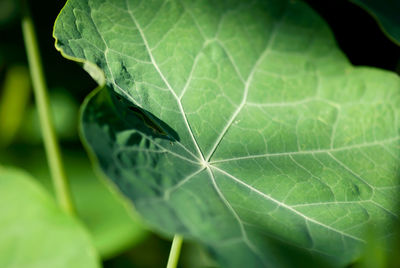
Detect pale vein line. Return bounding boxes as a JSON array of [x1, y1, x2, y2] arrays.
[[246, 97, 316, 108], [288, 155, 333, 192], [215, 40, 245, 83], [108, 48, 152, 64], [86, 5, 200, 163], [327, 152, 374, 190], [209, 137, 400, 164], [149, 9, 186, 51], [211, 165, 365, 243], [382, 144, 400, 161], [205, 16, 282, 162], [179, 0, 208, 40], [136, 81, 169, 92], [115, 145, 199, 165], [370, 200, 398, 218], [291, 200, 370, 208], [140, 0, 166, 31], [87, 8, 140, 107], [120, 129, 199, 164], [207, 167, 269, 266], [164, 167, 206, 200], [126, 0, 205, 162], [179, 46, 205, 100], [330, 108, 341, 149]]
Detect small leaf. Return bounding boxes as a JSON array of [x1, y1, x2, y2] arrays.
[[0, 166, 99, 268]]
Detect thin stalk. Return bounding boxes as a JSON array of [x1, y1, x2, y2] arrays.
[[166, 235, 183, 268], [21, 1, 75, 215]]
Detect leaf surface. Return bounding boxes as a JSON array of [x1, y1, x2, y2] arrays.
[[0, 166, 99, 268], [54, 0, 400, 266]]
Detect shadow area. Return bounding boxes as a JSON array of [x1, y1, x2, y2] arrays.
[[109, 90, 180, 142], [81, 86, 184, 193]]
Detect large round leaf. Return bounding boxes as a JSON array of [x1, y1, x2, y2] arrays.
[[0, 166, 99, 268], [54, 0, 400, 266]]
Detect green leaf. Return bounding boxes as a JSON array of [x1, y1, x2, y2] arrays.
[[350, 0, 400, 45], [0, 166, 99, 268], [0, 148, 148, 260], [54, 0, 400, 266]]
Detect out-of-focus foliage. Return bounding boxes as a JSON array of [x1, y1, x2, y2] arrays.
[[0, 166, 100, 268], [20, 89, 78, 143], [0, 0, 19, 27], [0, 146, 149, 260], [0, 65, 30, 147]]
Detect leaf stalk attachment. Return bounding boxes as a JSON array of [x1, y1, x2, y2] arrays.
[[167, 234, 183, 268]]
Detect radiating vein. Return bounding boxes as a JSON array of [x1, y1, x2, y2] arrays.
[[205, 12, 284, 162], [327, 152, 374, 191], [119, 129, 200, 164], [126, 0, 205, 162], [211, 165, 366, 243], [209, 137, 400, 164], [164, 167, 205, 199], [207, 167, 269, 266]]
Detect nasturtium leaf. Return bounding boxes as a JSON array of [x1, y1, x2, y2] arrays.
[[0, 166, 99, 268], [54, 0, 400, 266], [350, 0, 400, 45]]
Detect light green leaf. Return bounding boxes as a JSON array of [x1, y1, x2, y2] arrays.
[[54, 0, 400, 266], [1, 148, 148, 260], [350, 0, 400, 45], [0, 166, 99, 268]]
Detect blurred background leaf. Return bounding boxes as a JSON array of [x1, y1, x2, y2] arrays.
[[0, 165, 100, 268], [0, 0, 19, 27], [0, 145, 149, 260], [19, 88, 78, 143]]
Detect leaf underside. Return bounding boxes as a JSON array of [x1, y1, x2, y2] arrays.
[[54, 0, 400, 266]]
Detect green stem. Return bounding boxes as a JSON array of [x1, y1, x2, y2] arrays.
[[21, 1, 75, 215], [166, 235, 183, 268]]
